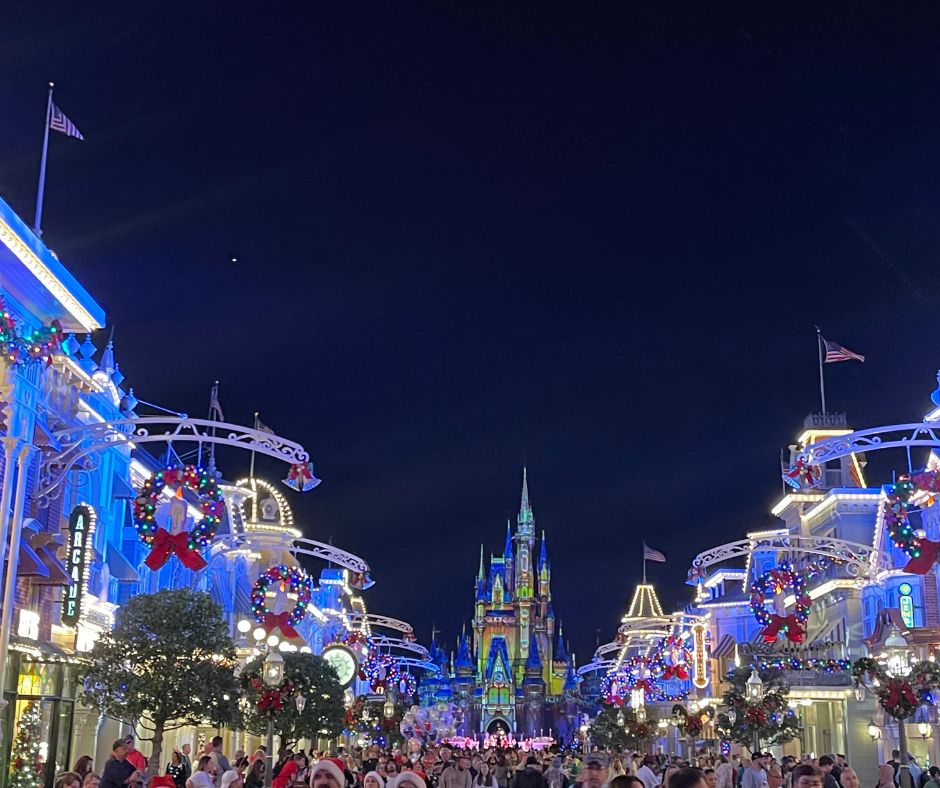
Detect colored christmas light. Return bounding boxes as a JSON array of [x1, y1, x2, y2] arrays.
[[752, 657, 850, 673], [883, 471, 940, 574], [750, 562, 810, 643], [250, 565, 313, 637], [0, 297, 62, 368], [133, 465, 225, 549]]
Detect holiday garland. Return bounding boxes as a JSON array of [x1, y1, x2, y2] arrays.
[[753, 657, 850, 673], [671, 703, 714, 737], [601, 656, 688, 705], [884, 470, 940, 574], [0, 297, 62, 368], [134, 465, 225, 571], [750, 562, 810, 643], [715, 667, 801, 751], [852, 657, 940, 720], [250, 565, 313, 638]]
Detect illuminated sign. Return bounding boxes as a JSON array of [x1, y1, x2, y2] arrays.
[[899, 582, 915, 628], [691, 622, 709, 689], [62, 505, 94, 626], [322, 644, 358, 687]]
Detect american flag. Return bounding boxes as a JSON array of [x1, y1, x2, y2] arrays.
[[49, 103, 84, 140], [822, 337, 865, 364], [643, 542, 666, 562]]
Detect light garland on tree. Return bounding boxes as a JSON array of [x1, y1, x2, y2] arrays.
[[750, 562, 809, 643], [0, 297, 62, 367], [250, 565, 313, 638], [601, 656, 688, 705], [852, 657, 940, 720], [9, 702, 44, 788], [134, 465, 224, 571], [884, 470, 940, 574]]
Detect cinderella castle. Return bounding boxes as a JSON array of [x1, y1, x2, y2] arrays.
[[419, 470, 581, 740]]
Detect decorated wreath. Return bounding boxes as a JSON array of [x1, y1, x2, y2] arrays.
[[362, 652, 417, 695], [245, 676, 297, 718], [0, 297, 62, 367], [650, 635, 693, 681], [134, 465, 225, 571], [671, 703, 714, 737], [251, 565, 313, 638], [852, 657, 940, 720], [884, 470, 940, 574], [601, 657, 688, 705], [750, 562, 810, 643]]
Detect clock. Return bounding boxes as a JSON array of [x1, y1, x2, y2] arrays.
[[322, 644, 358, 687]]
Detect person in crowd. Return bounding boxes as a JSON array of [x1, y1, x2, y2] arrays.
[[663, 767, 680, 788], [767, 767, 782, 788], [704, 769, 717, 788], [610, 759, 627, 782], [578, 754, 607, 788], [442, 756, 473, 788], [75, 757, 95, 782], [311, 760, 347, 788], [188, 757, 217, 788], [638, 757, 659, 788], [220, 769, 242, 788], [875, 766, 895, 788], [167, 751, 187, 788], [716, 761, 735, 788], [364, 771, 384, 788], [181, 745, 193, 781], [742, 754, 767, 788], [245, 759, 265, 788], [399, 773, 429, 788], [124, 736, 148, 776], [838, 769, 858, 788], [493, 754, 511, 788], [273, 753, 303, 788], [670, 770, 708, 788], [209, 737, 232, 788], [818, 757, 838, 788], [477, 761, 499, 788], [611, 777, 645, 788], [386, 761, 402, 781], [101, 740, 143, 788], [909, 757, 924, 788], [55, 772, 83, 788], [83, 774, 102, 788], [363, 748, 381, 777], [790, 766, 823, 788]]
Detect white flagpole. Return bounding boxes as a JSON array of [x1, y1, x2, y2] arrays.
[[642, 544, 647, 584], [816, 326, 827, 414], [249, 412, 259, 479], [33, 83, 54, 237]]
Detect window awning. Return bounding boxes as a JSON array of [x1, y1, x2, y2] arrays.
[[112, 472, 137, 500], [30, 545, 72, 586], [105, 543, 139, 583], [17, 540, 50, 578], [710, 633, 738, 658]]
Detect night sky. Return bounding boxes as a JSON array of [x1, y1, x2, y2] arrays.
[[3, 4, 940, 662]]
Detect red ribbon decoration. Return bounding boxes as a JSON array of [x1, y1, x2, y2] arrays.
[[884, 679, 917, 712], [663, 665, 689, 681], [904, 539, 940, 575], [263, 611, 301, 639], [762, 614, 806, 643], [144, 527, 208, 571]]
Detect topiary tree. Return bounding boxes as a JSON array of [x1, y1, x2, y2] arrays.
[[239, 651, 345, 747], [81, 589, 240, 775], [715, 667, 801, 753]]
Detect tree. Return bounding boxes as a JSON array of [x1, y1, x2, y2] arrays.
[[9, 702, 44, 788], [715, 667, 801, 753], [588, 705, 652, 751], [240, 651, 345, 747], [81, 589, 240, 775]]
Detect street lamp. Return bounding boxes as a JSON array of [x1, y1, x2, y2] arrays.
[[295, 692, 307, 714], [383, 688, 396, 719], [263, 650, 285, 788], [868, 719, 882, 741], [745, 670, 764, 755], [918, 722, 931, 740], [882, 627, 913, 788]]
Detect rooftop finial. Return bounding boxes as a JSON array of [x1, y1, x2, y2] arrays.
[[478, 544, 485, 579]]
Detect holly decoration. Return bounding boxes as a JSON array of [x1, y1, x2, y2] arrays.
[[9, 702, 44, 788], [250, 565, 313, 638], [134, 465, 225, 571], [650, 635, 692, 681], [852, 657, 940, 720], [884, 470, 940, 574], [246, 676, 297, 717], [0, 297, 62, 368], [716, 667, 801, 751], [671, 703, 714, 737], [750, 562, 810, 643]]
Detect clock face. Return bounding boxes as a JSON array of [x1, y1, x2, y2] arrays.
[[322, 645, 358, 687]]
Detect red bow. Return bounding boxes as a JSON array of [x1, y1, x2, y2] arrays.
[[263, 611, 300, 639], [904, 539, 940, 575], [884, 680, 917, 712], [762, 614, 805, 643], [144, 527, 207, 571], [258, 690, 284, 712], [663, 665, 689, 681]]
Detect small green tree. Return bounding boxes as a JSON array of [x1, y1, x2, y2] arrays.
[[588, 705, 652, 750], [81, 589, 240, 775], [715, 667, 801, 753], [240, 651, 345, 747], [9, 702, 44, 788]]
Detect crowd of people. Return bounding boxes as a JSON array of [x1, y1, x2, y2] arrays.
[[48, 736, 935, 788]]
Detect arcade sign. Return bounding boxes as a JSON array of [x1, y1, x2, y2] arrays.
[[62, 505, 94, 627]]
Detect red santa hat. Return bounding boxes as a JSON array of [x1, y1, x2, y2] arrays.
[[394, 773, 427, 788], [311, 759, 346, 788]]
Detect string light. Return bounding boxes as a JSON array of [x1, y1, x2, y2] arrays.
[[0, 296, 62, 366], [250, 565, 313, 626], [884, 471, 940, 559], [133, 465, 224, 548]]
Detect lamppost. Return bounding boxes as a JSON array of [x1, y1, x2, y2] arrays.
[[883, 627, 913, 788], [263, 650, 285, 788], [745, 669, 764, 756]]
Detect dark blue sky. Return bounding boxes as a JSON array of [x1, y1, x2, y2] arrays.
[[3, 3, 940, 660]]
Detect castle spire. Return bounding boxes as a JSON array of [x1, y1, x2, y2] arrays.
[[539, 529, 548, 570], [525, 633, 543, 671], [477, 544, 485, 579], [555, 622, 568, 663], [503, 519, 513, 558], [517, 467, 534, 534]]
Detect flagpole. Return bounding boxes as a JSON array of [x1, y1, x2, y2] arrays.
[[642, 544, 647, 585], [816, 326, 827, 414], [33, 83, 54, 237]]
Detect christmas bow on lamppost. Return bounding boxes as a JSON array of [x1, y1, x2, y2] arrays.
[[144, 528, 208, 571]]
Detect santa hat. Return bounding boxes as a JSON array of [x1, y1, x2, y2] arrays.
[[394, 774, 427, 788], [311, 759, 346, 788], [364, 773, 384, 786]]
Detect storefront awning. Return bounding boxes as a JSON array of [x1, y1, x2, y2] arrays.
[[710, 633, 737, 658], [112, 471, 136, 500], [17, 540, 49, 578], [106, 543, 139, 583], [30, 545, 72, 586]]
